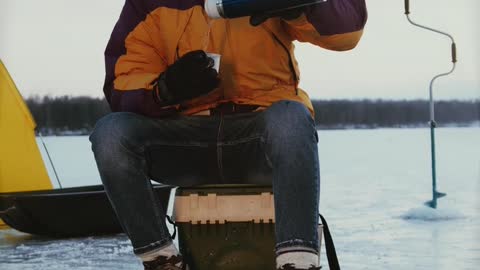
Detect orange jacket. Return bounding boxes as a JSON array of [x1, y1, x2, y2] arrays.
[[104, 0, 367, 117]]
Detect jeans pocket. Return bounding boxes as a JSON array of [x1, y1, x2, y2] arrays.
[[146, 144, 220, 186]]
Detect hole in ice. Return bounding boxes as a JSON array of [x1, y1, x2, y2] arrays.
[[400, 206, 466, 221]]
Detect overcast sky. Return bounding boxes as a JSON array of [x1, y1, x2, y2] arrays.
[[1, 0, 479, 100]]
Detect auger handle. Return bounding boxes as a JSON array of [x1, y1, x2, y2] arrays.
[[452, 42, 457, 63]]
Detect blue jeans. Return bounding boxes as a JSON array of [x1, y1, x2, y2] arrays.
[[90, 100, 320, 255]]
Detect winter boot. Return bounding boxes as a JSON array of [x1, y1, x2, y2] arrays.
[[142, 255, 188, 270]]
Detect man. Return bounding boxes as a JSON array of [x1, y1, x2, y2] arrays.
[[90, 0, 367, 269]]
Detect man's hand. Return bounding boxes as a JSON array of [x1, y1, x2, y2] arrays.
[[155, 50, 220, 104], [250, 7, 304, 27]]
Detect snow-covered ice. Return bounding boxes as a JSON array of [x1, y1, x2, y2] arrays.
[[400, 206, 466, 221], [1, 127, 479, 269]]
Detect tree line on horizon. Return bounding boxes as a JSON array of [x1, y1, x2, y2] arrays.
[[24, 95, 479, 135]]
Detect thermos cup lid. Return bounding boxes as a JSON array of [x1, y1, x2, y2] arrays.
[[205, 0, 222, 19]]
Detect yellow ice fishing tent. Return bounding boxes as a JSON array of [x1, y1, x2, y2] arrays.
[[0, 60, 52, 228]]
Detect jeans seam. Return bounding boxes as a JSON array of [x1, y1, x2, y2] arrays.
[[145, 175, 169, 236], [313, 145, 320, 219], [117, 135, 146, 159], [260, 136, 273, 169], [144, 141, 210, 147], [217, 135, 263, 146], [134, 238, 173, 255]]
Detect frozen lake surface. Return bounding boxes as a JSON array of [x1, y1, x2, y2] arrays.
[[1, 127, 479, 269]]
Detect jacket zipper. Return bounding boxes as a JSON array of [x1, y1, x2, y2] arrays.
[[266, 29, 299, 96]]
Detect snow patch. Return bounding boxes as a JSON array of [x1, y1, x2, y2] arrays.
[[400, 206, 466, 221]]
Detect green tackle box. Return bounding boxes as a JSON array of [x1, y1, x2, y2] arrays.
[[173, 185, 277, 270], [173, 185, 323, 270]]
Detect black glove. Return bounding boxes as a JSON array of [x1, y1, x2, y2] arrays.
[[155, 50, 220, 104], [250, 7, 304, 27]]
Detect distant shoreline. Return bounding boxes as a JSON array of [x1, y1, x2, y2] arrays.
[[36, 122, 480, 136], [27, 97, 479, 136]]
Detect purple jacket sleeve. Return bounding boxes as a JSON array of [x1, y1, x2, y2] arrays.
[[283, 0, 368, 51], [103, 0, 180, 117]]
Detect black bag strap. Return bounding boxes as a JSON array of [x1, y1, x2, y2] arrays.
[[166, 215, 177, 240], [320, 214, 340, 270]]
